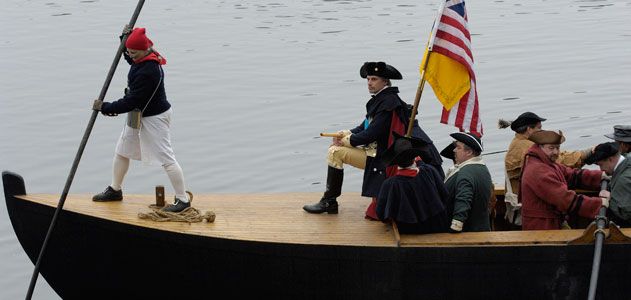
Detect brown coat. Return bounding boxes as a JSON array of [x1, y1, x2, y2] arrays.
[[520, 144, 602, 230], [505, 133, 585, 194]]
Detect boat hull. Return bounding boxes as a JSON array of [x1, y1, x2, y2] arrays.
[[4, 171, 631, 299]]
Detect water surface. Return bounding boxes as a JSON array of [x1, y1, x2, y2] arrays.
[[1, 0, 630, 298]]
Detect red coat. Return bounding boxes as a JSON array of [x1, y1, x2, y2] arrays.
[[520, 144, 602, 230]]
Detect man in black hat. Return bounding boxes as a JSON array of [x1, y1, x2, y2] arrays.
[[586, 142, 631, 226], [605, 125, 631, 155], [444, 132, 492, 232], [375, 133, 449, 234], [303, 62, 442, 217], [500, 112, 592, 195]]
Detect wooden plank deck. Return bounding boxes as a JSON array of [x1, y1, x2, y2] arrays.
[[16, 193, 631, 248]]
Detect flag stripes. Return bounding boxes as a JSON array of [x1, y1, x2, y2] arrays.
[[430, 0, 482, 135]]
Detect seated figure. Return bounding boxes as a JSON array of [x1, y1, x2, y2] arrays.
[[376, 132, 449, 234]]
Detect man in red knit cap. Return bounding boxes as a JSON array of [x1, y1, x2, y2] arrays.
[[93, 27, 190, 213]]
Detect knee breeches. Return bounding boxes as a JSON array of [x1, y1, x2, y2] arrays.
[[327, 145, 367, 170]]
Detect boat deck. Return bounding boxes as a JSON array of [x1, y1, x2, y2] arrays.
[[17, 192, 630, 247]]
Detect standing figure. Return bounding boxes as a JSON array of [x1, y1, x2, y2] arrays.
[[520, 130, 607, 230], [92, 27, 190, 212], [586, 142, 631, 227], [444, 132, 493, 233], [303, 62, 442, 217], [376, 133, 449, 234]]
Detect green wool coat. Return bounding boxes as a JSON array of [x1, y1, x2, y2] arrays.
[[445, 163, 493, 232]]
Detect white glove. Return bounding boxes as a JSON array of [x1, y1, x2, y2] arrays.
[[601, 171, 612, 181], [337, 130, 352, 137], [601, 196, 609, 208], [341, 134, 352, 147]]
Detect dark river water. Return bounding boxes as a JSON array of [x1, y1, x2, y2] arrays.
[[1, 0, 630, 298]]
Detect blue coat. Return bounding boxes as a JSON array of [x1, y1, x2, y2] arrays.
[[349, 87, 442, 197], [101, 53, 171, 117], [376, 162, 449, 234]]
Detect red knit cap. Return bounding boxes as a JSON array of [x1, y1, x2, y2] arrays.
[[125, 28, 153, 50]]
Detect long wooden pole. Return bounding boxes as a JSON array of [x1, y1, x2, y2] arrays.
[[405, 2, 445, 138], [587, 179, 611, 300], [25, 1, 146, 298]]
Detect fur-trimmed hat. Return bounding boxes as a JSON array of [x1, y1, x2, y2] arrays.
[[528, 130, 565, 145], [381, 132, 430, 167], [585, 142, 619, 165], [510, 112, 546, 131], [359, 62, 402, 80], [605, 125, 631, 143], [450, 132, 483, 153]]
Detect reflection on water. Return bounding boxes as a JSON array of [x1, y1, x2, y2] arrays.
[[1, 0, 630, 298]]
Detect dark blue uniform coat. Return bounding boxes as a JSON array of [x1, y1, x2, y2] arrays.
[[376, 162, 449, 234], [349, 87, 443, 197], [101, 53, 170, 117]]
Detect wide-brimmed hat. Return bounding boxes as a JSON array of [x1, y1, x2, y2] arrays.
[[450, 132, 483, 153], [605, 125, 631, 143], [585, 142, 619, 165], [360, 62, 402, 80], [510, 112, 546, 131], [528, 130, 565, 145], [440, 143, 455, 161], [381, 132, 430, 167]]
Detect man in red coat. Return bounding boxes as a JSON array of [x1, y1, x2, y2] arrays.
[[520, 130, 608, 230]]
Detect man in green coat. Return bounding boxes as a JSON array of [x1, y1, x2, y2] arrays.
[[444, 132, 492, 232], [587, 142, 631, 227]]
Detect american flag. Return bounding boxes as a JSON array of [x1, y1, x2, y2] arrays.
[[430, 0, 482, 135]]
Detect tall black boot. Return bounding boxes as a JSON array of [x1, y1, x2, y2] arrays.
[[303, 166, 343, 214]]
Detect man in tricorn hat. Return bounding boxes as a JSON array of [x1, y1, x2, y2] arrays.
[[520, 130, 608, 230], [500, 111, 593, 195], [586, 142, 631, 226], [303, 62, 442, 217], [376, 133, 449, 234], [605, 125, 631, 155], [444, 132, 493, 233]]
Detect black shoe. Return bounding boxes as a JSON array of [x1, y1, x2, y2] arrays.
[[303, 198, 338, 214], [92, 186, 123, 202], [161, 198, 191, 213]]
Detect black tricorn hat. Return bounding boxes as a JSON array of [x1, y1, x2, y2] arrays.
[[381, 132, 431, 167], [510, 112, 546, 131], [585, 142, 619, 165], [440, 142, 456, 161], [360, 62, 403, 80], [450, 132, 483, 153]]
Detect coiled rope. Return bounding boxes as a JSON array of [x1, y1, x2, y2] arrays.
[[138, 205, 215, 223]]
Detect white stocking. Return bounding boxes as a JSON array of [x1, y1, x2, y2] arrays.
[[163, 162, 189, 202], [110, 154, 129, 191]]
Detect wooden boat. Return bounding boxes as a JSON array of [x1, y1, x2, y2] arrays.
[[4, 170, 631, 299]]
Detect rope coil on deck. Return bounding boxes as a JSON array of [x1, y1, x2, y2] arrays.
[[138, 205, 216, 223]]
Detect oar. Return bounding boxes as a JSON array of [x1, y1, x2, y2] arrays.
[[25, 1, 146, 299], [587, 179, 610, 300]]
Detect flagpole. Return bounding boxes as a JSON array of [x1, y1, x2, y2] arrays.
[[406, 2, 445, 137]]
